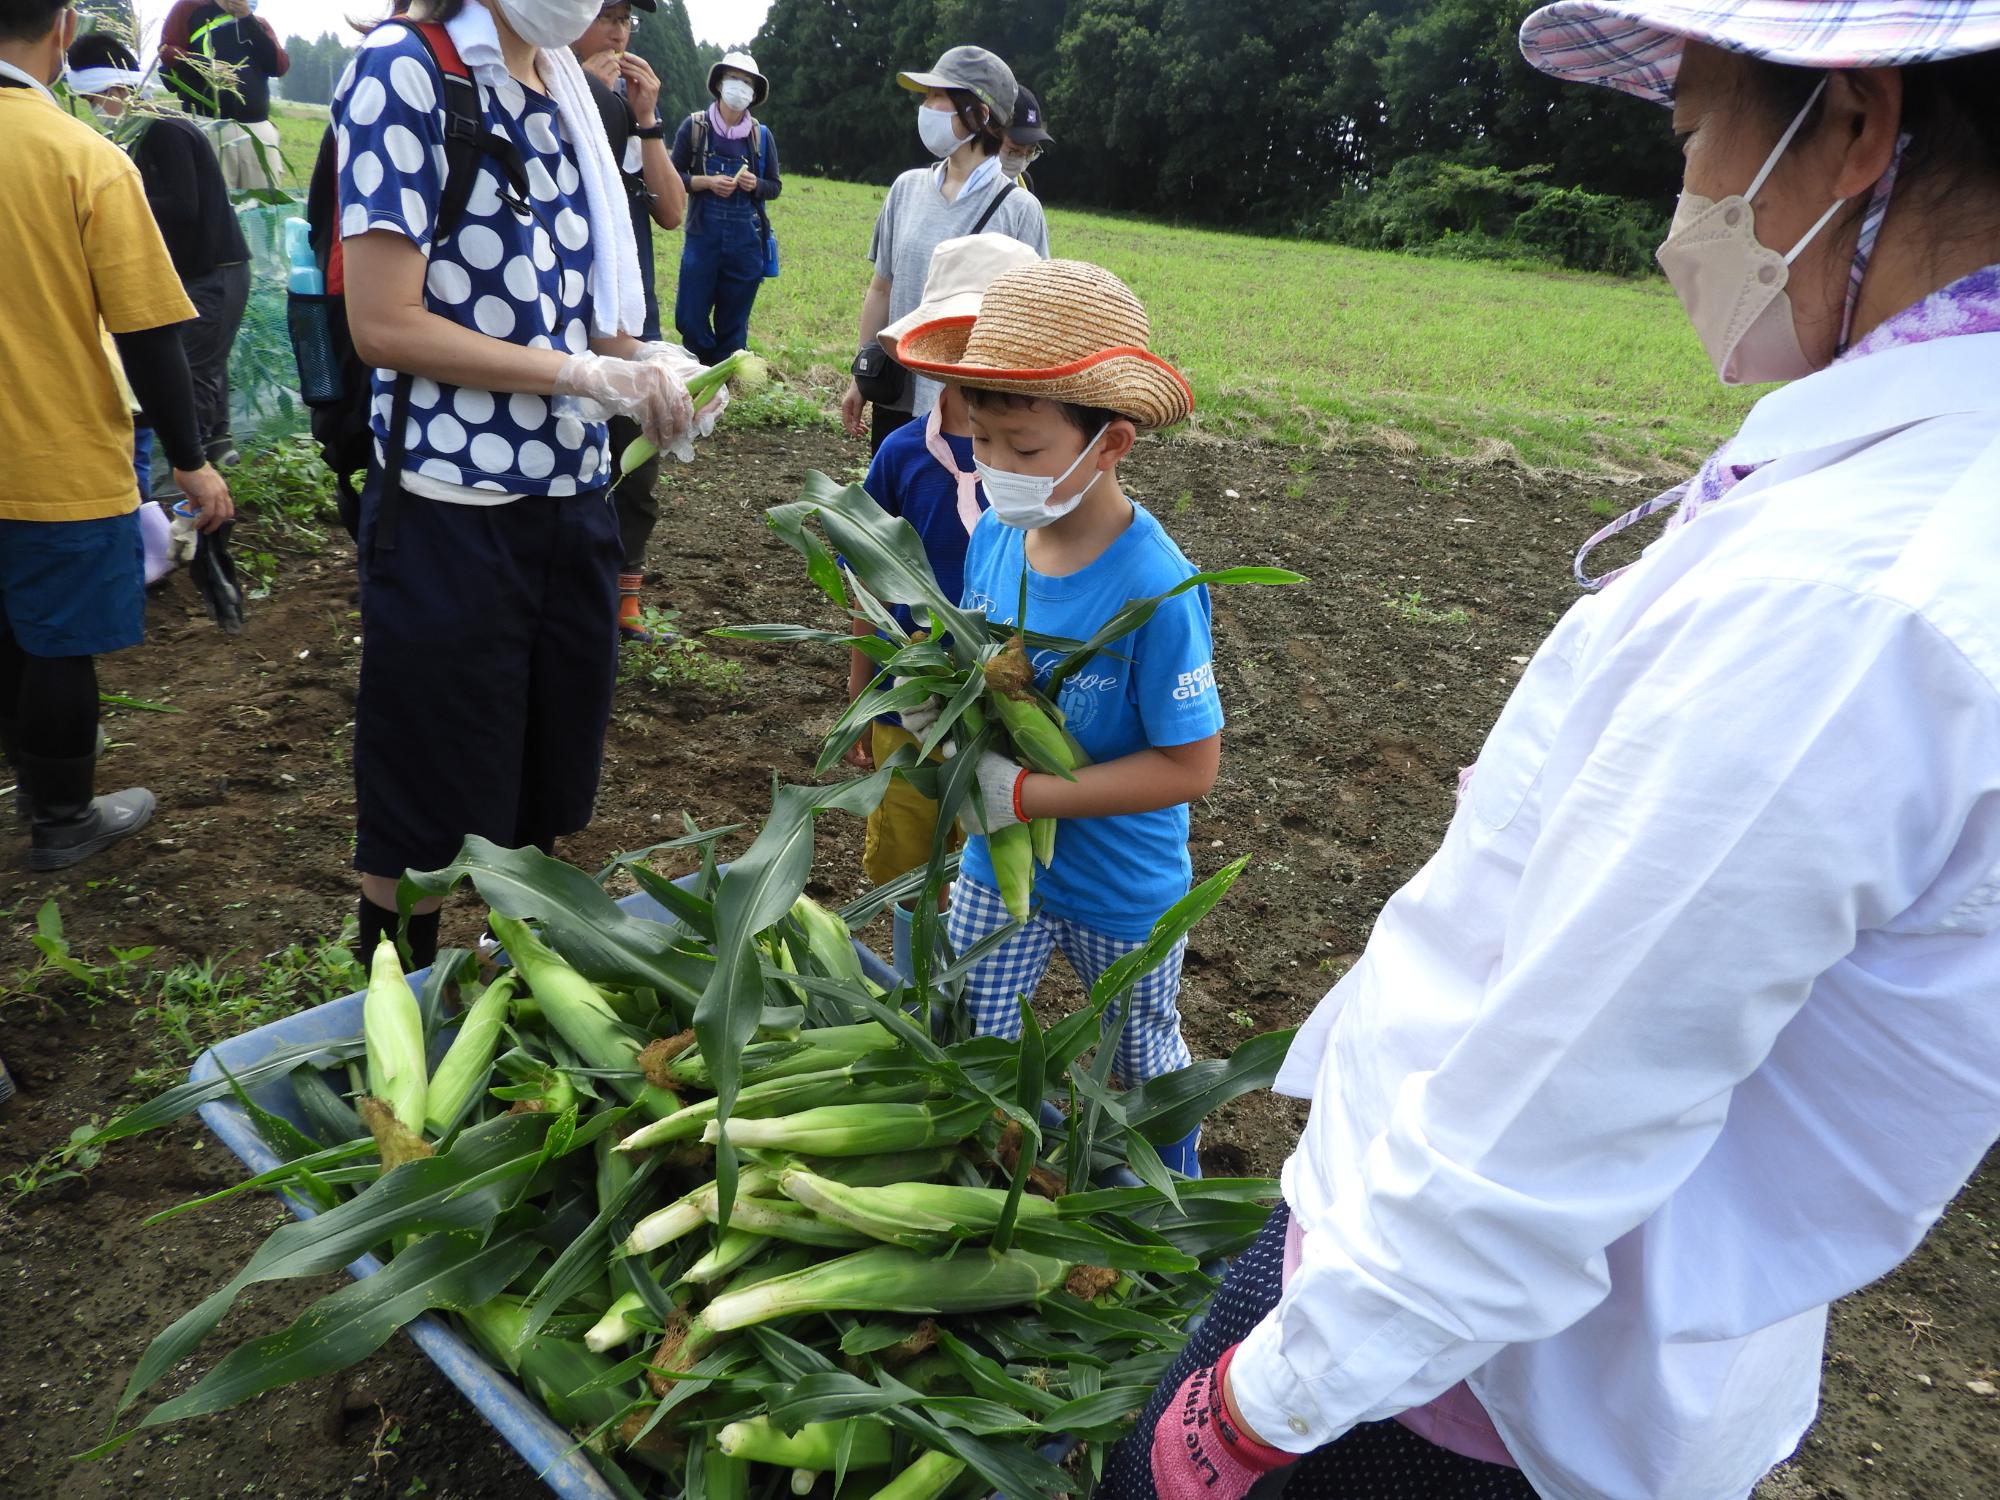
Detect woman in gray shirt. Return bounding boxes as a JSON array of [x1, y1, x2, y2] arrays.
[[839, 45, 1050, 453]]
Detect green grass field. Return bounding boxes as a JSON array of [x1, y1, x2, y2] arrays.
[[268, 105, 1747, 473]]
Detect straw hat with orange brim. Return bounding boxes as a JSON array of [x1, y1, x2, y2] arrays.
[[894, 260, 1193, 432]]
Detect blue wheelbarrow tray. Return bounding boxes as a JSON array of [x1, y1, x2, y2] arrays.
[[187, 889, 1104, 1498]]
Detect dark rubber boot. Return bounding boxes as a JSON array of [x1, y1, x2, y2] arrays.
[[19, 751, 155, 872], [0, 717, 22, 824]]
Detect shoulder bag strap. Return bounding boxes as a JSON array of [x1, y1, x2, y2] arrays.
[[970, 182, 1016, 235]]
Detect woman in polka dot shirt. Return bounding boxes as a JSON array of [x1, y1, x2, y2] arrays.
[[333, 0, 699, 967]]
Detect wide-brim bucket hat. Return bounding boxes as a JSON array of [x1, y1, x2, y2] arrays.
[[709, 50, 769, 107], [895, 260, 1194, 431], [878, 234, 1044, 359], [1520, 1, 2000, 105]]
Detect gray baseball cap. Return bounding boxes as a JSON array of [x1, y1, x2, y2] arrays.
[[897, 46, 1018, 125]]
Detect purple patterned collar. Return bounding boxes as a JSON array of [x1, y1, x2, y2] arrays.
[[1575, 263, 2000, 589]]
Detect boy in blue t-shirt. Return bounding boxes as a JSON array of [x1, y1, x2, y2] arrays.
[[892, 260, 1219, 1175], [847, 235, 1042, 975]]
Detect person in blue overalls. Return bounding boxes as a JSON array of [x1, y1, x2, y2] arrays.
[[670, 50, 779, 366]]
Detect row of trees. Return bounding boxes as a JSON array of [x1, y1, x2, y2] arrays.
[[748, 0, 1681, 263], [278, 0, 715, 117], [278, 32, 354, 106]]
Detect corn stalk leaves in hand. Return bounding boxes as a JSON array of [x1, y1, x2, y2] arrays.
[[110, 1111, 556, 1423], [1044, 568, 1307, 695], [85, 1034, 365, 1147], [1036, 1385, 1156, 1442], [767, 473, 988, 663], [401, 836, 708, 1010], [813, 674, 962, 779], [84, 1229, 540, 1457]]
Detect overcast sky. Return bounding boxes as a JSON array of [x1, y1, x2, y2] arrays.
[[133, 0, 771, 49]]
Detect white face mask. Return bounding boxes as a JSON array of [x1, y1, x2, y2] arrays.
[[1655, 79, 1852, 386], [495, 0, 602, 49], [999, 152, 1029, 179], [719, 78, 755, 111], [917, 103, 965, 160], [977, 426, 1109, 529]]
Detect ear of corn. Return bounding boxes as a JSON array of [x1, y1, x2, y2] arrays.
[[699, 1194, 873, 1249], [363, 937, 428, 1136], [624, 1165, 780, 1255], [777, 1171, 1058, 1250], [863, 1451, 967, 1500], [423, 974, 516, 1135], [584, 1289, 648, 1353], [617, 350, 770, 477], [702, 1243, 1069, 1332], [666, 1021, 900, 1090], [682, 1226, 770, 1286], [716, 1416, 894, 1470], [987, 823, 1036, 921], [617, 1065, 934, 1153], [1030, 817, 1057, 869], [702, 1099, 988, 1157]]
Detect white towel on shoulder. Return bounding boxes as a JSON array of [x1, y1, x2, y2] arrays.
[[445, 6, 645, 340]]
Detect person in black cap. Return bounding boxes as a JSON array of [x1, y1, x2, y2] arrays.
[[1000, 83, 1052, 191]]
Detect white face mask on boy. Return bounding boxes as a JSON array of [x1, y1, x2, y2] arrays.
[[976, 426, 1110, 529]]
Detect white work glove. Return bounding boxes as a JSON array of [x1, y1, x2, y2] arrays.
[[895, 676, 942, 738], [553, 352, 694, 458], [973, 749, 1029, 834], [633, 341, 730, 453]]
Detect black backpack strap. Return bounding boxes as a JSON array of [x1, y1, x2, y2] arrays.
[[752, 123, 773, 245], [970, 182, 1017, 235], [384, 18, 530, 244], [372, 372, 416, 555]]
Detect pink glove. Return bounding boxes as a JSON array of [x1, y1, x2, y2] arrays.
[[552, 352, 694, 456], [1151, 1344, 1294, 1500]]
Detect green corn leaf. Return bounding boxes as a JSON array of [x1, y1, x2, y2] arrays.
[[83, 1229, 539, 1456], [1088, 857, 1250, 1013], [518, 1154, 662, 1340], [399, 836, 708, 1010], [619, 860, 719, 944], [1119, 1027, 1296, 1145], [1036, 1385, 1155, 1440], [109, 1112, 554, 1420], [86, 1034, 365, 1146], [696, 768, 905, 1227], [141, 1139, 380, 1227], [1045, 569, 1306, 694], [814, 674, 963, 779], [931, 1327, 1062, 1417]]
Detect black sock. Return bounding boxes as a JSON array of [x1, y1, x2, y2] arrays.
[[355, 898, 442, 973], [15, 653, 98, 759]]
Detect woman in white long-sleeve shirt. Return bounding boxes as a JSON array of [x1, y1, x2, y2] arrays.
[[1106, 6, 2000, 1500]]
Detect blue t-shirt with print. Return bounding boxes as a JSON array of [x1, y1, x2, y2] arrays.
[[332, 27, 609, 496], [958, 504, 1225, 940]]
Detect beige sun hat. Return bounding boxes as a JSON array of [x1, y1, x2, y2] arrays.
[[893, 260, 1194, 431], [878, 236, 1044, 361]]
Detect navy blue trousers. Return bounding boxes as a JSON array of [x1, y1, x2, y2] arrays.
[[1101, 1204, 1542, 1500], [675, 215, 764, 366], [352, 470, 620, 878]]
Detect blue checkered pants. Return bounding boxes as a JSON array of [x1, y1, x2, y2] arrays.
[[945, 877, 1195, 1084]]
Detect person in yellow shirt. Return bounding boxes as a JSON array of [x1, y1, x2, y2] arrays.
[[0, 0, 233, 872]]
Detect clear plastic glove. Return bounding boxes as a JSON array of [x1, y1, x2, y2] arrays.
[[631, 340, 730, 452], [553, 352, 694, 458], [974, 749, 1029, 834]]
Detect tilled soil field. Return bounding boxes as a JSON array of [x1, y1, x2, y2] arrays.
[[1, 426, 1992, 1499]]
